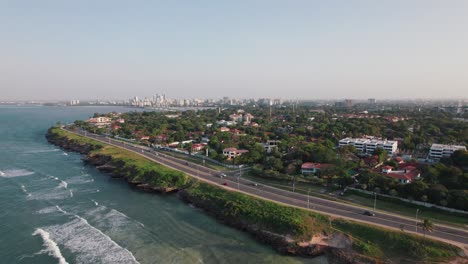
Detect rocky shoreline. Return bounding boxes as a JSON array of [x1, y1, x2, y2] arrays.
[[46, 129, 380, 264]]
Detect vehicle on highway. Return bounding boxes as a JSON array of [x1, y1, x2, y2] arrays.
[[219, 173, 227, 178], [251, 183, 258, 186], [222, 182, 229, 186], [363, 211, 375, 216]]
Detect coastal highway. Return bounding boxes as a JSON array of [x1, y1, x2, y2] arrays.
[[67, 129, 468, 247]]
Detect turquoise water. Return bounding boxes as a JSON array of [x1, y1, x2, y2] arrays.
[[0, 106, 326, 264]]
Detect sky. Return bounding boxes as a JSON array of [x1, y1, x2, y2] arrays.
[[1, 1, 468, 101]]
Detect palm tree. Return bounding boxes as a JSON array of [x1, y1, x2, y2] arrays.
[[421, 219, 434, 238]]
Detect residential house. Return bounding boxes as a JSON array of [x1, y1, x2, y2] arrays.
[[191, 143, 206, 153], [244, 113, 254, 123], [380, 165, 420, 184], [301, 162, 330, 175], [87, 117, 111, 128], [223, 147, 249, 159], [229, 113, 243, 122], [263, 140, 280, 153]]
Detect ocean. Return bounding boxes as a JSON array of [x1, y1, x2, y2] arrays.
[[0, 105, 326, 264]]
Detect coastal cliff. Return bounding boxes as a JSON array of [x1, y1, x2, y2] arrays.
[[46, 128, 188, 193], [46, 127, 462, 264]]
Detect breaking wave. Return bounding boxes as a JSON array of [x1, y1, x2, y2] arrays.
[[24, 149, 60, 154], [58, 180, 68, 189], [37, 206, 59, 215], [0, 169, 34, 178], [20, 184, 31, 197], [32, 228, 69, 264], [42, 215, 139, 263], [56, 205, 68, 214]]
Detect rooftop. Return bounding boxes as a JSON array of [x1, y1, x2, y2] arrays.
[[430, 144, 466, 151]]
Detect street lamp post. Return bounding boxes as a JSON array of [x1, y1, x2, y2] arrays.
[[373, 192, 377, 213], [238, 167, 242, 190], [415, 209, 419, 233], [292, 175, 296, 192]]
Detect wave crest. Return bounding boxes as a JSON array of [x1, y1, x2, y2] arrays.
[[0, 169, 34, 178], [32, 228, 69, 264]]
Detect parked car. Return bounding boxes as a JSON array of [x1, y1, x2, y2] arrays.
[[363, 211, 375, 216]]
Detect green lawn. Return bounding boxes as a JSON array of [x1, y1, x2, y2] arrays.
[[155, 150, 233, 171], [344, 194, 468, 228], [245, 172, 467, 228]]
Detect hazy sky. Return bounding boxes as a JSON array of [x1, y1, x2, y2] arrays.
[[1, 1, 468, 100]]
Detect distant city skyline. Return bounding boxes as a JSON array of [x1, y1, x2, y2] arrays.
[[1, 1, 468, 100]]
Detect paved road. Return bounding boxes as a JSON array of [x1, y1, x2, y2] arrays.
[[68, 129, 468, 247]]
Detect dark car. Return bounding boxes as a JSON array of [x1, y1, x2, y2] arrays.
[[222, 182, 229, 186], [363, 211, 375, 216]]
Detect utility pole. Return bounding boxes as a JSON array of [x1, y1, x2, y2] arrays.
[[307, 189, 310, 209]]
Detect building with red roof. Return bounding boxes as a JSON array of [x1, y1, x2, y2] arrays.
[[301, 162, 330, 175], [381, 165, 420, 184]]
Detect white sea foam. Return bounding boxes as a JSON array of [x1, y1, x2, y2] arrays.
[[27, 189, 69, 201], [47, 175, 59, 181], [32, 228, 69, 264], [24, 149, 60, 154], [37, 206, 59, 214], [0, 169, 34, 178], [43, 215, 139, 263], [21, 185, 32, 197], [107, 209, 146, 229], [66, 175, 93, 185], [56, 205, 68, 214], [63, 152, 68, 156], [0, 171, 5, 176], [69, 190, 73, 198], [58, 180, 68, 189], [91, 199, 99, 206]]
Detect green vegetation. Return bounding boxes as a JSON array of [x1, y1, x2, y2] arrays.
[[48, 126, 462, 262], [50, 126, 105, 149], [333, 219, 460, 260], [344, 192, 468, 227], [78, 105, 467, 213], [48, 127, 189, 189], [184, 181, 460, 261], [95, 145, 189, 189], [184, 181, 330, 239]]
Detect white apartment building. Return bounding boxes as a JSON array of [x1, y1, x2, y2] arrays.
[[339, 137, 398, 155], [429, 144, 466, 160]]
